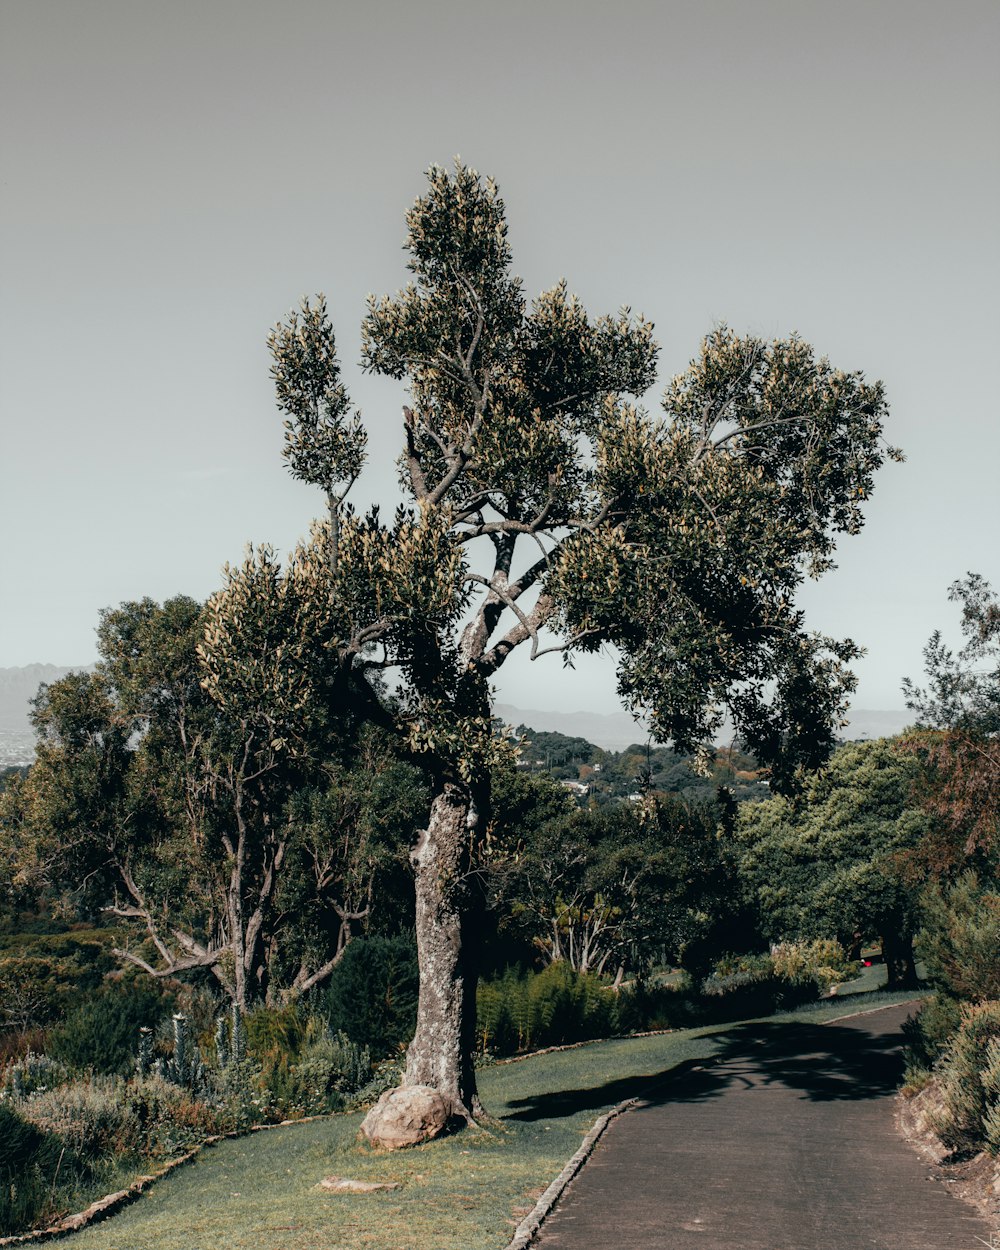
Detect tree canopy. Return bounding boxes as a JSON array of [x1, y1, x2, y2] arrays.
[[3, 596, 425, 1009], [736, 738, 929, 986], [261, 159, 896, 1133]]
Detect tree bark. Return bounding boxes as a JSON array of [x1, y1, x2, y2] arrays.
[[881, 929, 919, 990], [401, 782, 481, 1120]]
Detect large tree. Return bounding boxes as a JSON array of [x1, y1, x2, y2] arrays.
[[266, 161, 897, 1133], [735, 738, 930, 987], [901, 573, 1000, 873], [7, 591, 424, 1009]]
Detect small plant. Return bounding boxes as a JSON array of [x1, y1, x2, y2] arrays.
[[272, 1030, 372, 1116], [156, 1014, 207, 1094], [981, 1037, 1000, 1156], [0, 1102, 68, 1236], [475, 962, 619, 1056], [2, 1052, 71, 1101], [214, 1002, 247, 1070], [18, 1076, 142, 1160]]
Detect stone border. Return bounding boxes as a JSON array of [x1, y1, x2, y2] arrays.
[[0, 1115, 331, 1246], [503, 1096, 642, 1250]]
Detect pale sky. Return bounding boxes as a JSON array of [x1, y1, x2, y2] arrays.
[[2, 0, 997, 715]]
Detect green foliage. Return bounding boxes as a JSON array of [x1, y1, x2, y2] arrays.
[[903, 993, 963, 1080], [268, 295, 367, 500], [11, 595, 422, 1010], [918, 872, 1000, 1003], [157, 1013, 207, 1094], [316, 934, 419, 1056], [271, 160, 895, 801], [476, 962, 618, 1055], [769, 939, 857, 990], [736, 739, 928, 980], [981, 1040, 1000, 1155], [0, 1102, 67, 1235], [47, 981, 171, 1076], [18, 1075, 143, 1159], [903, 573, 1000, 734], [494, 789, 743, 980], [932, 1000, 1000, 1153], [268, 1030, 372, 1117], [2, 1051, 70, 1099]]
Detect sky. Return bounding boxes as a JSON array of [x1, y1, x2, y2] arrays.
[[1, 0, 997, 718]]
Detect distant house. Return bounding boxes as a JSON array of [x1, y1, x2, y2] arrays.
[[561, 780, 590, 796]]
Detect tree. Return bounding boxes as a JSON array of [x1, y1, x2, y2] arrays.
[[497, 795, 730, 982], [267, 161, 897, 1132], [7, 593, 424, 1009], [735, 739, 930, 987], [901, 573, 1000, 872], [902, 573, 1000, 735]]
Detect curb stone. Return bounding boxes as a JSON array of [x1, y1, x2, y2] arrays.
[[502, 1097, 641, 1250]]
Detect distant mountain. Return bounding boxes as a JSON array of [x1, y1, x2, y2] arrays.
[[0, 664, 94, 766], [494, 704, 653, 752], [0, 666, 915, 769], [495, 702, 915, 753], [0, 664, 93, 731], [838, 708, 915, 741]]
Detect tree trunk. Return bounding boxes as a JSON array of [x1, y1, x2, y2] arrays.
[[400, 782, 481, 1120], [881, 929, 919, 990]]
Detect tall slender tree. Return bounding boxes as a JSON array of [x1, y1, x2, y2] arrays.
[[268, 161, 898, 1136]]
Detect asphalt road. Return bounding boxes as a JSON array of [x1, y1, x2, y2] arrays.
[[533, 1003, 996, 1250]]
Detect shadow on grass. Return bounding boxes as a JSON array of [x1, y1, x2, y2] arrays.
[[502, 1004, 921, 1123]]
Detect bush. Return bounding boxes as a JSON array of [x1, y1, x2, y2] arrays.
[[270, 1031, 372, 1117], [476, 963, 619, 1055], [18, 1076, 142, 1160], [769, 939, 857, 990], [2, 1051, 71, 1099], [903, 992, 962, 1082], [316, 935, 418, 1055], [982, 1039, 1000, 1156], [616, 979, 702, 1033], [919, 873, 1000, 1002], [933, 999, 1000, 1153], [700, 952, 818, 1017], [0, 1102, 67, 1235], [47, 982, 171, 1076]]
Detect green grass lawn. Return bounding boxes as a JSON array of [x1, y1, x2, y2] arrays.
[[59, 990, 924, 1250]]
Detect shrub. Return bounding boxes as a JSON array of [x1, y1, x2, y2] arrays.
[[18, 1076, 142, 1161], [982, 1039, 1000, 1156], [476, 963, 619, 1055], [933, 999, 1000, 1153], [348, 1054, 406, 1110], [1, 1051, 71, 1100], [0, 1102, 67, 1236], [903, 992, 962, 1082], [316, 935, 418, 1055], [47, 982, 171, 1076], [271, 1031, 372, 1117], [769, 939, 857, 990], [700, 952, 818, 1017], [919, 873, 1000, 1002], [616, 979, 702, 1033]]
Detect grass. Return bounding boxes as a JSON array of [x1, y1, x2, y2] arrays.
[[54, 988, 926, 1250]]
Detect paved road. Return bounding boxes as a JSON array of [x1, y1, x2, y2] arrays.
[[534, 1004, 996, 1250]]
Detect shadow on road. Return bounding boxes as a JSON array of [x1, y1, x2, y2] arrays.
[[502, 1008, 918, 1123]]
